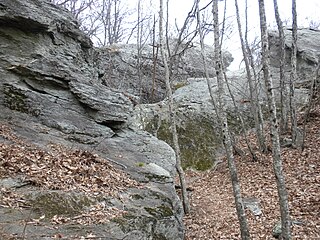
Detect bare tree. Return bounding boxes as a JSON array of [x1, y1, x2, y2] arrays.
[[136, 0, 143, 100], [301, 59, 320, 150], [258, 0, 291, 239], [166, 0, 199, 78], [51, 0, 129, 46], [212, 1, 250, 239], [50, 0, 94, 21], [151, 15, 160, 103], [234, 0, 267, 155], [159, 0, 190, 214], [273, 0, 289, 133], [290, 0, 298, 146], [244, 0, 266, 151], [307, 19, 320, 30], [94, 0, 127, 45]]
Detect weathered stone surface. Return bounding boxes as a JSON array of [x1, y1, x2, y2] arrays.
[[0, 175, 183, 240], [96, 41, 234, 103], [269, 28, 320, 87], [129, 29, 318, 170], [130, 72, 253, 170], [272, 220, 282, 238], [0, 0, 119, 140], [69, 81, 133, 124], [243, 197, 262, 216], [0, 0, 183, 239]]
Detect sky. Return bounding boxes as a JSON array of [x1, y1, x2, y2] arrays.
[[125, 0, 319, 70], [166, 0, 320, 70]]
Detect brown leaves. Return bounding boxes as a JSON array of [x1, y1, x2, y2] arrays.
[[51, 203, 126, 225], [0, 124, 139, 224], [184, 107, 320, 239], [0, 128, 138, 197]]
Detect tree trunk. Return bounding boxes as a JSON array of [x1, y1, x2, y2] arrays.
[[159, 0, 190, 214], [212, 1, 250, 239], [290, 0, 298, 146], [258, 1, 291, 239], [234, 0, 267, 154], [273, 0, 289, 133], [301, 60, 320, 150]]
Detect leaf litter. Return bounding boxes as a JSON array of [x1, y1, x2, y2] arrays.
[[184, 105, 320, 239], [0, 124, 139, 226]]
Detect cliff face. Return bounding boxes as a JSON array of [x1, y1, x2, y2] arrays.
[[0, 0, 133, 139], [0, 0, 183, 239]]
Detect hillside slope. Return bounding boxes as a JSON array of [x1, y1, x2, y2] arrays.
[[184, 106, 320, 239]]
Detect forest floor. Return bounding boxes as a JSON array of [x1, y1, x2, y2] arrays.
[[183, 105, 320, 239], [0, 109, 319, 240]]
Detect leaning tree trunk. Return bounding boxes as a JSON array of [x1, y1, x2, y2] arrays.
[[290, 0, 298, 146], [159, 0, 190, 214], [212, 1, 250, 239], [258, 1, 291, 239], [234, 0, 267, 155], [301, 60, 320, 150], [244, 0, 266, 144], [273, 0, 289, 133]]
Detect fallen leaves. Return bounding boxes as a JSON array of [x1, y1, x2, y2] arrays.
[[0, 124, 139, 225], [184, 106, 320, 239]]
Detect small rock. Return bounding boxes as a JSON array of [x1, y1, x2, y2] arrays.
[[272, 221, 282, 238], [243, 197, 262, 216]]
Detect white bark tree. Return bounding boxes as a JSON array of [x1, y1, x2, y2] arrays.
[[273, 0, 289, 133], [290, 0, 298, 146], [212, 1, 250, 239], [258, 0, 291, 239], [301, 60, 320, 150], [159, 0, 190, 214], [234, 0, 267, 155]]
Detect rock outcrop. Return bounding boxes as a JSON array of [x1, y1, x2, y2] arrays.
[[0, 0, 183, 239], [130, 29, 320, 170], [269, 28, 320, 87], [130, 71, 253, 170], [96, 41, 234, 103]]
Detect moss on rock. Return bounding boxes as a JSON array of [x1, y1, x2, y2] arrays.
[[27, 191, 94, 218], [144, 205, 173, 218], [3, 84, 41, 116], [3, 84, 29, 113], [145, 115, 219, 171]]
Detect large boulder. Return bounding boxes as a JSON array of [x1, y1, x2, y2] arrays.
[[96, 41, 234, 103], [130, 38, 315, 171], [0, 0, 183, 239], [130, 71, 253, 170], [269, 28, 320, 87]]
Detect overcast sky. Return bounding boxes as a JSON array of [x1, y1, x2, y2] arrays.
[[169, 0, 320, 69], [128, 0, 320, 70]]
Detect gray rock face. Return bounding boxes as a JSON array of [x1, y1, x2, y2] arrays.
[[243, 197, 262, 216], [130, 29, 319, 171], [130, 71, 253, 170], [0, 0, 183, 239], [96, 42, 234, 103], [269, 28, 320, 86], [69, 81, 133, 124]]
